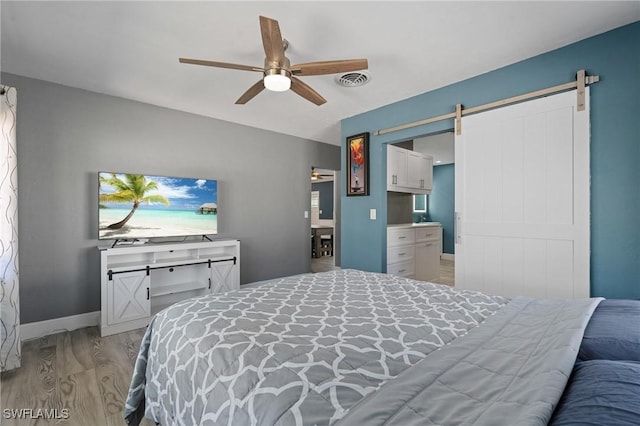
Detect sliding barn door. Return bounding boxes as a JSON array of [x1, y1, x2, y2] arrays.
[[455, 89, 589, 299]]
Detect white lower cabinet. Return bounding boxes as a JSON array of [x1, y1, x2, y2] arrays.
[[415, 240, 441, 282], [100, 239, 240, 336], [387, 224, 441, 282], [387, 227, 416, 278]]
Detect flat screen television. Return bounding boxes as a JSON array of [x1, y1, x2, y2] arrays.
[[98, 172, 218, 240]]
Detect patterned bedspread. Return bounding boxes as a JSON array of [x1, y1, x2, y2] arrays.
[[124, 269, 598, 426]]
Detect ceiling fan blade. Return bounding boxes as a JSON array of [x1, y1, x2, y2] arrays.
[[179, 58, 263, 72], [290, 59, 368, 76], [259, 16, 285, 63], [290, 76, 326, 106], [235, 79, 265, 104]]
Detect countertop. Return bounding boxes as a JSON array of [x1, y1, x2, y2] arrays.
[[387, 222, 441, 228]]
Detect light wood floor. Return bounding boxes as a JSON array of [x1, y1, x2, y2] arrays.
[[0, 327, 154, 426], [3, 258, 454, 425], [432, 257, 455, 287]]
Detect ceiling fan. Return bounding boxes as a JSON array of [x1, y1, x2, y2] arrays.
[[311, 167, 333, 181], [179, 16, 368, 106]]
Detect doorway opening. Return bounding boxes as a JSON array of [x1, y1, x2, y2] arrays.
[[310, 168, 340, 273], [387, 132, 455, 286]]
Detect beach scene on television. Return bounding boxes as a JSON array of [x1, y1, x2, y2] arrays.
[[99, 172, 218, 239]]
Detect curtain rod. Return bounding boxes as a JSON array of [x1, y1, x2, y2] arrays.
[[375, 70, 599, 137]]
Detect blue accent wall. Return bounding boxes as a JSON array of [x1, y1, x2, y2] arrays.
[[312, 180, 334, 219], [341, 22, 640, 299], [429, 164, 455, 254]]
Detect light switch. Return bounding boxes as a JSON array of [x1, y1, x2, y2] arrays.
[[370, 209, 376, 220], [304, 210, 309, 218]]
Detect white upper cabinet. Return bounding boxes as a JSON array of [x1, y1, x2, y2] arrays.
[[407, 150, 433, 191], [387, 145, 433, 194], [387, 145, 408, 189]]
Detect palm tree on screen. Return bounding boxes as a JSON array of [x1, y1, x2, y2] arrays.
[[99, 174, 170, 229]]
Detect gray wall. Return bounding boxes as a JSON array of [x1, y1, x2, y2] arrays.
[[2, 73, 340, 324], [386, 192, 412, 225]]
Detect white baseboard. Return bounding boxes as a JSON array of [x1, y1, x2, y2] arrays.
[[21, 311, 100, 341], [441, 253, 455, 261]]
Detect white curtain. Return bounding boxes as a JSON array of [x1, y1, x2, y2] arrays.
[[0, 85, 20, 371]]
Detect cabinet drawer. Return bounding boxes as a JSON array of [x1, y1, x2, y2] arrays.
[[415, 227, 440, 242], [387, 245, 415, 264], [387, 260, 415, 277], [387, 228, 415, 246]]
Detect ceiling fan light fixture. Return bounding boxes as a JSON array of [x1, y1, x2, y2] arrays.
[[264, 69, 291, 92], [179, 16, 367, 105]]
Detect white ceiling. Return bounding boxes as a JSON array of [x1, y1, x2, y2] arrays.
[[2, 1, 638, 146], [413, 132, 455, 165]]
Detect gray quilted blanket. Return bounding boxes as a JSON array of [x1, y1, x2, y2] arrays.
[[124, 269, 599, 426]]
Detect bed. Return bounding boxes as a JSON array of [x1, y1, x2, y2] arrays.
[[124, 269, 640, 425]]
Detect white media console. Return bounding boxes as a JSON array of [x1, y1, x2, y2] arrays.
[[99, 239, 240, 336]]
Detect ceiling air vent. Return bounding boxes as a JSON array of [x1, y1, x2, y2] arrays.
[[335, 71, 371, 87]]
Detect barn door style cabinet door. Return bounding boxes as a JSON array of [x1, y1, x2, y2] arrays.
[[387, 144, 433, 194], [209, 259, 239, 293], [100, 239, 240, 336], [107, 270, 151, 326]]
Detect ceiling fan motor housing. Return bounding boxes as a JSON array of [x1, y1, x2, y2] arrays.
[[264, 67, 291, 79], [264, 57, 291, 75]]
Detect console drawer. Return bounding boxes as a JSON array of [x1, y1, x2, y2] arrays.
[[415, 227, 440, 242], [387, 260, 415, 278], [387, 245, 415, 264], [387, 228, 415, 246]]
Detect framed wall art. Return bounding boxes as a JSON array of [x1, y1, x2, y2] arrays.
[[346, 132, 369, 196]]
